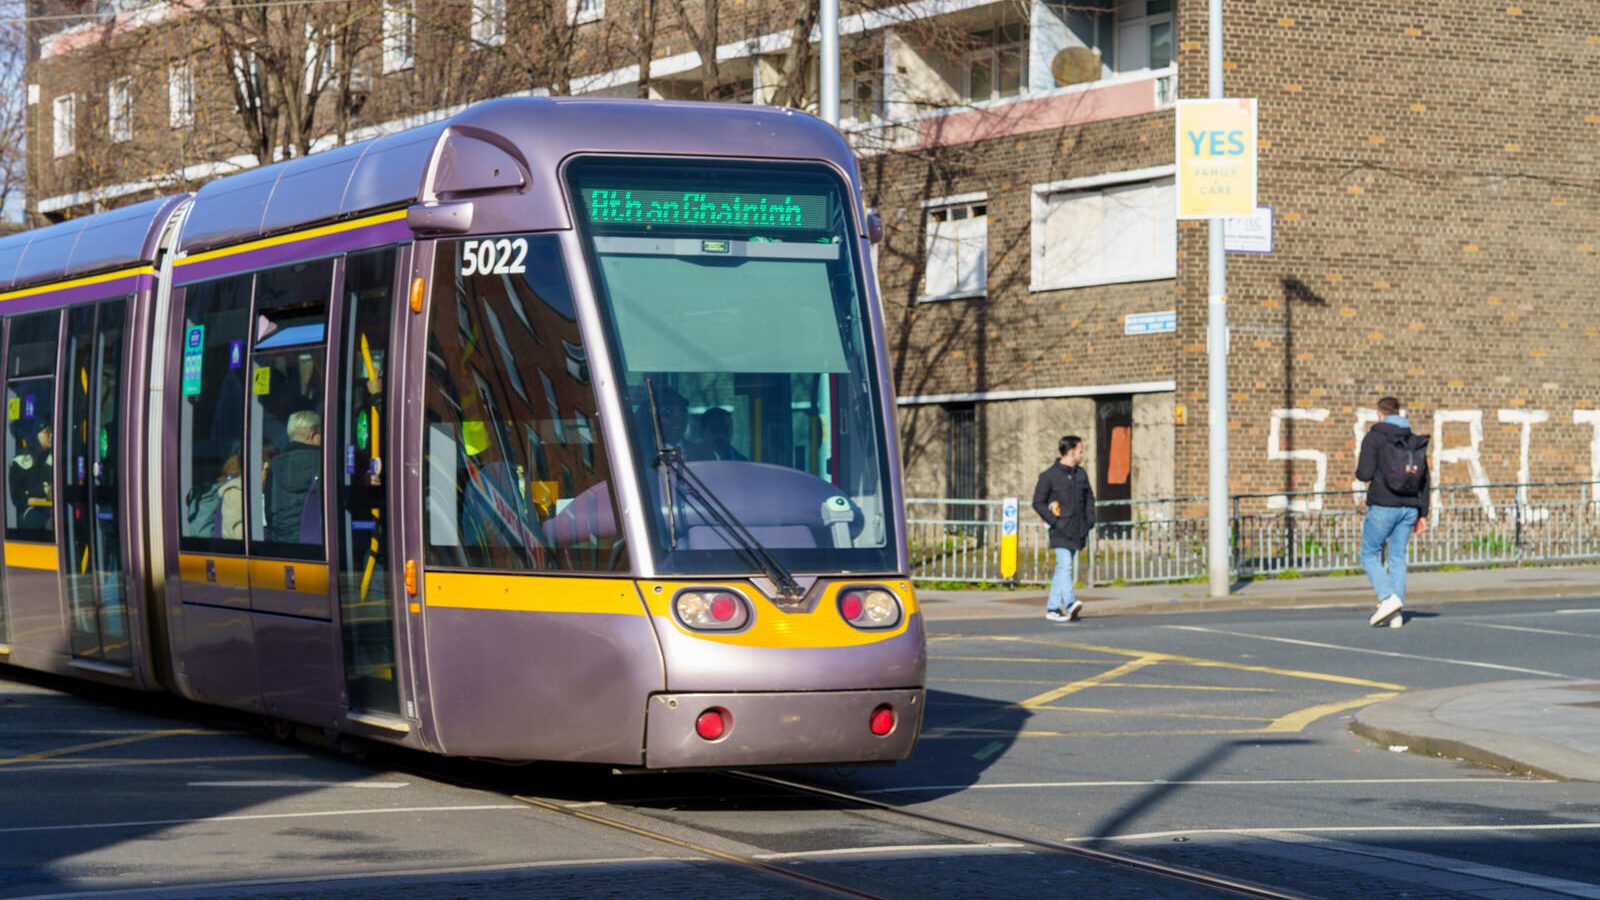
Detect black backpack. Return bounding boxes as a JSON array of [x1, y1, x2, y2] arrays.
[[1378, 434, 1428, 497]]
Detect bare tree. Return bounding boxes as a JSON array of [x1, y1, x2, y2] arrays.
[[0, 0, 27, 223]]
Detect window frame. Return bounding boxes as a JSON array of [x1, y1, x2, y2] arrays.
[[4, 310, 63, 545], [1030, 165, 1176, 293], [920, 191, 989, 302], [108, 78, 133, 144], [1115, 0, 1174, 75], [568, 0, 604, 26], [168, 63, 194, 129], [471, 0, 507, 46], [52, 94, 75, 157], [382, 1, 416, 73]]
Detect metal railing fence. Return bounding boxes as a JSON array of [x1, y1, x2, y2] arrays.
[[907, 481, 1600, 586]]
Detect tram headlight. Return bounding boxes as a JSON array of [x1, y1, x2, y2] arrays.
[[838, 588, 901, 630], [673, 589, 751, 631]]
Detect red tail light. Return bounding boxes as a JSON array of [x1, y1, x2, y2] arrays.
[[869, 704, 896, 736], [696, 707, 730, 741]]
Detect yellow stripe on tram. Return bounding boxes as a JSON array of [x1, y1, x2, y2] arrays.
[[175, 210, 409, 268], [5, 542, 59, 572], [0, 265, 157, 305], [424, 573, 647, 616]]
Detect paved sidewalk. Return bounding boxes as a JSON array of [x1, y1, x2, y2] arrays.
[[915, 565, 1600, 783], [914, 563, 1600, 622]]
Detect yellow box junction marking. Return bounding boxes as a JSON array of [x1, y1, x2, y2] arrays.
[[924, 635, 1405, 744], [0, 728, 210, 766]]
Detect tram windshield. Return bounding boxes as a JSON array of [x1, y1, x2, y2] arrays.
[[569, 157, 896, 576]]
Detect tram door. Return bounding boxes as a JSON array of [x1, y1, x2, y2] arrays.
[[61, 300, 129, 665], [333, 248, 401, 716]]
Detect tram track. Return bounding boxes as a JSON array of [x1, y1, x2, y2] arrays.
[[412, 753, 1311, 899], [726, 770, 1308, 900]]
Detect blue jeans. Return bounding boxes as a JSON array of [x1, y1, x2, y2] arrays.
[[1361, 505, 1419, 601], [1048, 548, 1078, 612]]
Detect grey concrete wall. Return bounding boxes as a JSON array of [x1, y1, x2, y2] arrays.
[[1132, 392, 1175, 511]]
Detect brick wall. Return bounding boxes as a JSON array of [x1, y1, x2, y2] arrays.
[[1173, 1, 1600, 513]]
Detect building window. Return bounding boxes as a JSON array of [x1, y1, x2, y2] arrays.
[[1032, 168, 1175, 291], [842, 57, 882, 123], [944, 403, 980, 528], [304, 24, 337, 91], [922, 195, 987, 301], [108, 79, 132, 143], [1116, 0, 1173, 74], [471, 0, 506, 45], [168, 63, 194, 128], [382, 1, 415, 73], [965, 23, 1025, 103], [52, 94, 75, 157], [568, 0, 603, 25]]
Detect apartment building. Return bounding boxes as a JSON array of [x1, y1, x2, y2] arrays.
[[24, 1, 1600, 514]]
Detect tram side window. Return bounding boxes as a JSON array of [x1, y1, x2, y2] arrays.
[[5, 311, 61, 542], [249, 259, 332, 561], [177, 275, 252, 552], [424, 235, 627, 572]]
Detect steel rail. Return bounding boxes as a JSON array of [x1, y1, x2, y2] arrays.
[[728, 770, 1309, 900], [508, 792, 884, 899]]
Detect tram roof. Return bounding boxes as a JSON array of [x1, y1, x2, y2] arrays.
[[178, 97, 860, 254], [0, 194, 187, 293], [0, 98, 859, 289]]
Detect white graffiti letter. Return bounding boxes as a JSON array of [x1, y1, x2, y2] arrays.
[[1497, 409, 1550, 521], [1351, 407, 1380, 491], [1266, 408, 1329, 511], [1432, 410, 1495, 520], [1575, 410, 1600, 489]]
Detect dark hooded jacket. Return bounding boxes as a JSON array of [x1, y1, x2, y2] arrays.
[[1356, 420, 1431, 518], [1031, 462, 1095, 550]]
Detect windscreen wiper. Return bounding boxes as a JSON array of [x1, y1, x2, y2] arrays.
[[644, 379, 804, 600]]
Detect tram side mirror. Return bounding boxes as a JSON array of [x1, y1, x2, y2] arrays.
[[865, 213, 884, 245]]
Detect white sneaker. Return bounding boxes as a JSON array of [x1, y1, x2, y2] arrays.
[[1064, 599, 1084, 621], [1370, 595, 1403, 627], [1045, 610, 1069, 622], [1388, 612, 1405, 628]]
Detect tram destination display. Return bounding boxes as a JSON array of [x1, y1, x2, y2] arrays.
[[583, 187, 828, 230]]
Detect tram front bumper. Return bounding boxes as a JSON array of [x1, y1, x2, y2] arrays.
[[644, 688, 924, 770]]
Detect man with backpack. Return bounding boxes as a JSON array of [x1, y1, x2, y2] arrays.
[[1355, 396, 1430, 627]]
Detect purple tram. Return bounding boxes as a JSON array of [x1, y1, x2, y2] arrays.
[[0, 98, 925, 768]]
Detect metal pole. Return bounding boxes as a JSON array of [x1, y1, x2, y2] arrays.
[[1206, 0, 1230, 597], [820, 0, 839, 125]]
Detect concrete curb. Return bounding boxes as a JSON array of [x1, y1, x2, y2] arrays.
[[1350, 681, 1600, 783], [918, 580, 1600, 622]]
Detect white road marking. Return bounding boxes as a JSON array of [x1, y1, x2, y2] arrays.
[[1087, 822, 1600, 842], [9, 856, 684, 900], [1555, 609, 1600, 615], [1246, 830, 1600, 899], [187, 780, 409, 789], [1163, 625, 1579, 678], [0, 804, 527, 835], [757, 842, 1023, 860], [1460, 621, 1600, 639], [858, 777, 1548, 795]]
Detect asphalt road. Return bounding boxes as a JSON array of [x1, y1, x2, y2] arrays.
[[4, 595, 1599, 898]]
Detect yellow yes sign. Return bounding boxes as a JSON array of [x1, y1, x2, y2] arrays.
[[1176, 98, 1258, 219]]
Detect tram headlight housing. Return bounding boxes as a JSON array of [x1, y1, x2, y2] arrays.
[[838, 588, 901, 630], [673, 589, 752, 631]]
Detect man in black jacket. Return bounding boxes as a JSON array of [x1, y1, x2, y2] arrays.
[[1355, 396, 1430, 628], [1031, 435, 1095, 623]]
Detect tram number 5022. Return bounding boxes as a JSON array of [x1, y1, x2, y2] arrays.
[[459, 238, 529, 276]]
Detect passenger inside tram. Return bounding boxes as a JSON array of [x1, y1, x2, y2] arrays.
[[9, 421, 53, 530], [688, 407, 745, 462], [264, 410, 322, 544]]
